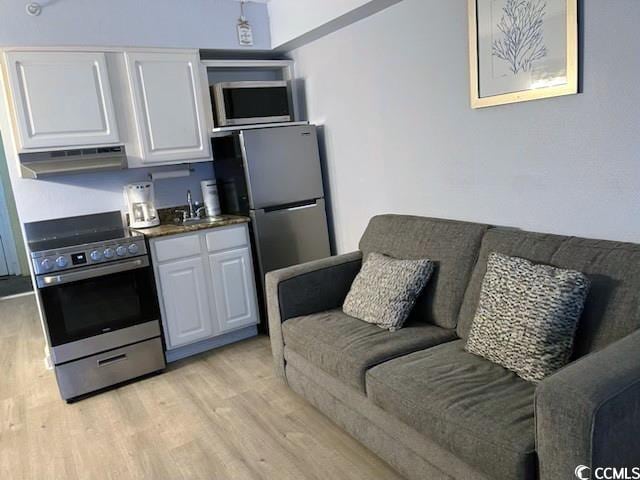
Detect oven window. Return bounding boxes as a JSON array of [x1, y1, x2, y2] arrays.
[[223, 87, 290, 119], [40, 268, 159, 346]]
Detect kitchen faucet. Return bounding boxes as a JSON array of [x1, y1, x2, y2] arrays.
[[176, 189, 207, 224], [187, 189, 206, 218], [187, 189, 195, 218]]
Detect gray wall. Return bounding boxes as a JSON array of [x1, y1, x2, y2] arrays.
[[291, 0, 640, 253], [0, 0, 270, 50]]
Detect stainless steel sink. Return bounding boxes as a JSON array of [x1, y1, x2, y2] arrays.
[[179, 216, 225, 226]]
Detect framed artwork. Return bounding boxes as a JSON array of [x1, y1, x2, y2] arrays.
[[468, 0, 578, 108]]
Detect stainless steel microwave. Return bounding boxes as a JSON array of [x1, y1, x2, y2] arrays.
[[212, 81, 292, 127]]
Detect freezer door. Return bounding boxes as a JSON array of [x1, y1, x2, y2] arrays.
[[250, 199, 331, 278], [240, 125, 324, 209]]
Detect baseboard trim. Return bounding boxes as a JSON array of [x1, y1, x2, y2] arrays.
[[165, 325, 258, 363]]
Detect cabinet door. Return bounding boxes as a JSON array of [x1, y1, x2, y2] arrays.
[[158, 256, 214, 349], [4, 51, 120, 150], [125, 50, 211, 165], [208, 247, 258, 333]]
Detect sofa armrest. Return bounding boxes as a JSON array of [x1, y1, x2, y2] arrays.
[[265, 251, 363, 379], [535, 329, 640, 479]]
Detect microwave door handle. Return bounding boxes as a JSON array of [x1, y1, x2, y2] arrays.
[[213, 84, 228, 128], [37, 257, 149, 288]]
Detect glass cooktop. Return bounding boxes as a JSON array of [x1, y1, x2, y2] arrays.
[[28, 227, 142, 253], [25, 211, 144, 254]]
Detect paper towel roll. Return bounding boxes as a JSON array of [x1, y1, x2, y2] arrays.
[[201, 179, 221, 217]]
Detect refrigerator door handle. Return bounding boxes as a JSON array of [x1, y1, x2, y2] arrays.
[[284, 203, 317, 212], [263, 199, 318, 213]]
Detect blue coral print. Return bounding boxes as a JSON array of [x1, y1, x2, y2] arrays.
[[492, 0, 548, 74]]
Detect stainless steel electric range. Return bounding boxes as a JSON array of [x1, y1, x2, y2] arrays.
[[25, 211, 165, 401]]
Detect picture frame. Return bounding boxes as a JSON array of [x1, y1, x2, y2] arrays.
[[468, 0, 578, 108]]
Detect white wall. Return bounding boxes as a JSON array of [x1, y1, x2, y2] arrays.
[[291, 0, 640, 252], [268, 0, 372, 48], [0, 0, 270, 49]]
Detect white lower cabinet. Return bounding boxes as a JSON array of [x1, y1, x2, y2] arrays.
[[150, 224, 258, 359], [157, 257, 213, 349], [209, 248, 258, 333]]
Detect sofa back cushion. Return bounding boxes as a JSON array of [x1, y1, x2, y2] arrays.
[[457, 228, 568, 339], [458, 228, 640, 357], [547, 237, 640, 357], [359, 215, 488, 329], [465, 252, 590, 382]]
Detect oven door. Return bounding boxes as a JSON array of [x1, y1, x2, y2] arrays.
[[37, 257, 160, 364]]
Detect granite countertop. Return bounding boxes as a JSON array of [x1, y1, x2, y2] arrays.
[[131, 206, 250, 239]]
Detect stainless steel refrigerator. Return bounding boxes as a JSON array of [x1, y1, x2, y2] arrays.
[[212, 124, 331, 330]]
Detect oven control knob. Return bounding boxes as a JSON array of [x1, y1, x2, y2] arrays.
[[103, 248, 115, 259], [40, 258, 52, 271], [127, 243, 139, 255], [116, 245, 127, 257], [90, 250, 102, 261], [55, 256, 68, 268]]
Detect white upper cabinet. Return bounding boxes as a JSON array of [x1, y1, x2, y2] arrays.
[[3, 50, 120, 151], [124, 50, 211, 166]]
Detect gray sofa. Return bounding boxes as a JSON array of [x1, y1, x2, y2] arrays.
[[266, 215, 640, 480]]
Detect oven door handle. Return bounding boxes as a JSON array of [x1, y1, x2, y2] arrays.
[[37, 257, 149, 288]]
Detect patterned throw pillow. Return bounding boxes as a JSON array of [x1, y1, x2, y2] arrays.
[[343, 252, 434, 331], [465, 252, 590, 383]]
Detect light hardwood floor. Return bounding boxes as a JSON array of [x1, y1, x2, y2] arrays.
[[0, 295, 402, 480]]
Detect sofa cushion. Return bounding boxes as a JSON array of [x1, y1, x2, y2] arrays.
[[457, 228, 569, 339], [366, 340, 536, 480], [343, 252, 434, 331], [466, 252, 590, 382], [548, 237, 640, 357], [282, 308, 457, 393], [457, 228, 640, 358], [359, 215, 488, 329]]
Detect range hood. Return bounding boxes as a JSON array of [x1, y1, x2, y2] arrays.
[[19, 146, 127, 179]]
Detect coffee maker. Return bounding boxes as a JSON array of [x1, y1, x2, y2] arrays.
[[125, 182, 160, 228]]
